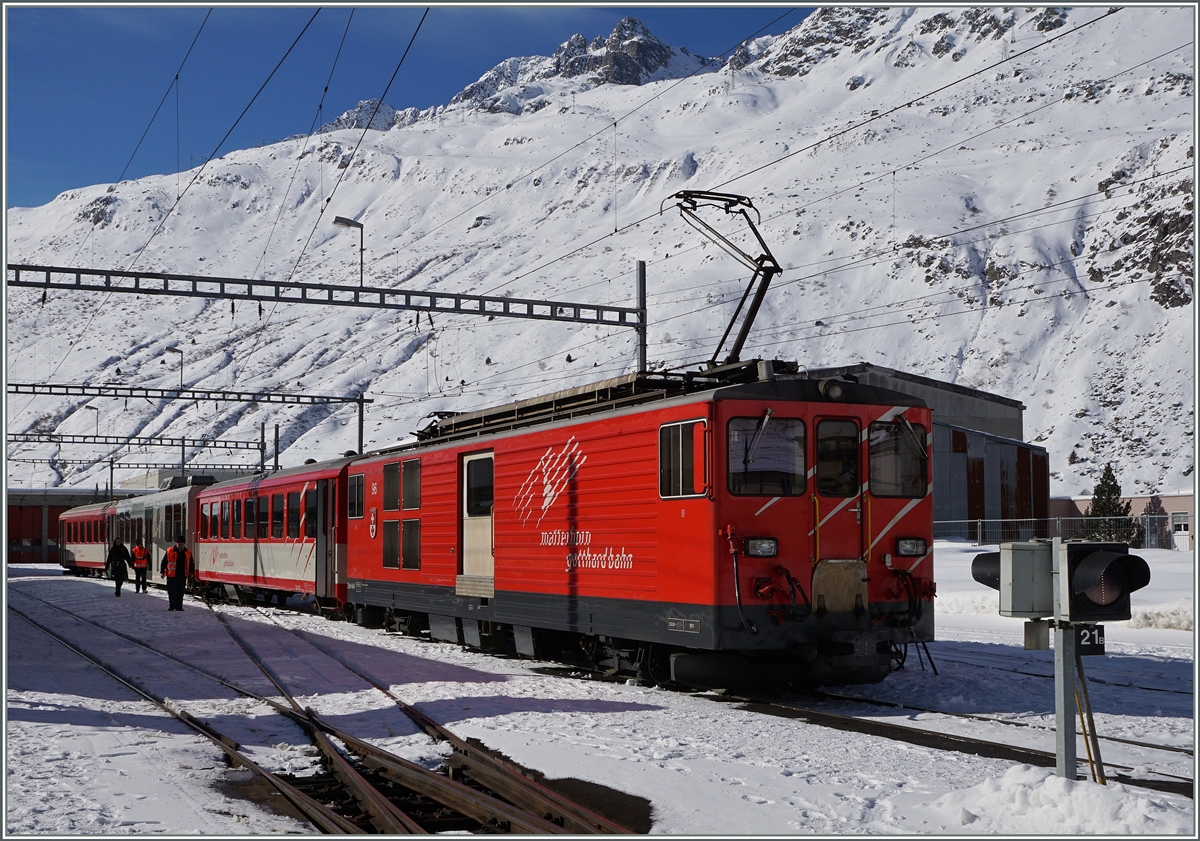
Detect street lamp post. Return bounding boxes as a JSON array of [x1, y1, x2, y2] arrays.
[[164, 347, 184, 482], [333, 216, 365, 287]]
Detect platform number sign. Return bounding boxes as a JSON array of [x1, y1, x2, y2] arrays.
[[1075, 623, 1105, 656]]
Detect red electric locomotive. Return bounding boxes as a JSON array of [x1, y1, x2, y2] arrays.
[[343, 360, 934, 688]]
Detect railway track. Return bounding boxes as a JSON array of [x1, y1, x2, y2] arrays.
[[713, 692, 1194, 799], [929, 650, 1194, 697], [524, 664, 1193, 799], [7, 587, 632, 833]]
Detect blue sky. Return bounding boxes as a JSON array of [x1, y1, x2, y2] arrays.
[[5, 5, 810, 210]]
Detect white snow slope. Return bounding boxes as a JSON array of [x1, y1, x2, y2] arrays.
[[4, 7, 1195, 497]]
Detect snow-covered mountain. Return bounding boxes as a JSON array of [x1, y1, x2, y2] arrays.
[[5, 8, 1195, 499]]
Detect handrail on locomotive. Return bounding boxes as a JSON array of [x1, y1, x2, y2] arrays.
[[661, 190, 782, 369]]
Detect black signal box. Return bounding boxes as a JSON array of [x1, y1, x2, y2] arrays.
[[1059, 542, 1150, 624]]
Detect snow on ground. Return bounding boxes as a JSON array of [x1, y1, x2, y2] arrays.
[[5, 542, 1194, 835]]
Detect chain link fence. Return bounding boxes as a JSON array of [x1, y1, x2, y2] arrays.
[[934, 515, 1181, 549]]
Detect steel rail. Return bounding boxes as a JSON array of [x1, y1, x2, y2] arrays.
[[715, 695, 1194, 798], [256, 609, 633, 833], [812, 689, 1195, 757], [306, 710, 568, 835], [7, 264, 644, 327], [208, 608, 427, 834], [6, 602, 363, 834]]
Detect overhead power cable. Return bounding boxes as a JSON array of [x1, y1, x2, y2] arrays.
[[477, 7, 1130, 298], [283, 7, 430, 285], [33, 9, 321, 396], [408, 8, 802, 266]]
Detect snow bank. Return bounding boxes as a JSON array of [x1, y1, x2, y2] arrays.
[[933, 765, 1194, 834]]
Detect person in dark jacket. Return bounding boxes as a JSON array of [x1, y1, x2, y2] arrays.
[[130, 539, 151, 593], [161, 536, 193, 611], [106, 538, 131, 597]]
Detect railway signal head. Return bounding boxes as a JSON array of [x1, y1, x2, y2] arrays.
[[1059, 541, 1150, 623]]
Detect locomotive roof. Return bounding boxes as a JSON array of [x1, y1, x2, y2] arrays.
[[393, 359, 925, 451]]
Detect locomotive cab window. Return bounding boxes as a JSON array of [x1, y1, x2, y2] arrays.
[[868, 420, 927, 498], [817, 419, 860, 497], [348, 474, 365, 519], [727, 415, 805, 495], [660, 419, 707, 498]]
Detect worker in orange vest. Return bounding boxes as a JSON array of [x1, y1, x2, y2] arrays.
[[160, 535, 193, 611], [130, 539, 151, 593]]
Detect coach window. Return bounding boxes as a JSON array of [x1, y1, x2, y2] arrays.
[[659, 419, 707, 498], [868, 421, 927, 498], [257, 496, 269, 539], [231, 498, 242, 539], [210, 504, 219, 541], [272, 493, 284, 539], [244, 498, 254, 538], [727, 416, 805, 495], [200, 504, 210, 540], [305, 489, 318, 538], [221, 500, 230, 539], [382, 521, 400, 569], [817, 420, 860, 497], [402, 460, 421, 510], [287, 491, 301, 538], [348, 474, 365, 519], [383, 463, 401, 511], [402, 520, 421, 570]]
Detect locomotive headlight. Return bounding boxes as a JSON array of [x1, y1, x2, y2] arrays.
[[896, 538, 927, 556], [744, 537, 779, 557]]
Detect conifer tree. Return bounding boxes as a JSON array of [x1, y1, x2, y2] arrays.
[[1083, 462, 1134, 540]]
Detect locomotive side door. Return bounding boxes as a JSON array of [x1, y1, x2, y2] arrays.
[[458, 453, 495, 598]]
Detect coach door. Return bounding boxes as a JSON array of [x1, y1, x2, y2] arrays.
[[314, 479, 334, 598], [457, 453, 495, 598]]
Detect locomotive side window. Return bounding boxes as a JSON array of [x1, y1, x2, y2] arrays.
[[287, 491, 301, 538], [382, 521, 400, 569], [402, 520, 421, 570], [727, 416, 805, 495], [272, 494, 284, 539], [659, 419, 707, 498], [305, 489, 318, 538], [402, 460, 421, 510], [465, 458, 494, 516], [817, 420, 860, 497], [258, 496, 269, 539], [348, 474, 365, 519], [383, 463, 401, 511], [868, 421, 927, 498]]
